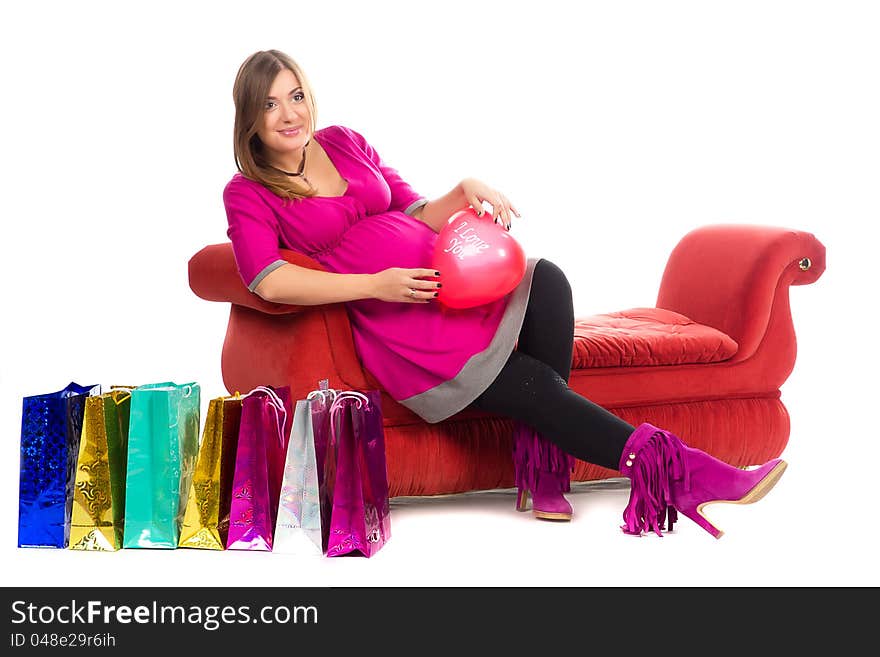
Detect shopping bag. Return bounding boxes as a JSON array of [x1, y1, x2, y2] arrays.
[[312, 386, 337, 553], [18, 382, 99, 548], [122, 381, 200, 549], [178, 392, 243, 550], [226, 385, 291, 551], [68, 388, 133, 551], [325, 390, 391, 558], [274, 386, 337, 555]]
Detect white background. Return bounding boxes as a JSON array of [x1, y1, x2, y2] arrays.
[[1, 0, 877, 587]]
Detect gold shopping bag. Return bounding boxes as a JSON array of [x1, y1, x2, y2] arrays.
[[178, 393, 242, 549], [68, 388, 132, 551]]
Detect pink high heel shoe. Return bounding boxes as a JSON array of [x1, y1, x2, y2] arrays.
[[512, 423, 575, 521], [618, 422, 788, 538]]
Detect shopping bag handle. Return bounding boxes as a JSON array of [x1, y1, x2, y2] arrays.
[[330, 390, 369, 412], [111, 389, 132, 404], [328, 391, 371, 445], [244, 385, 288, 447], [307, 387, 339, 404]]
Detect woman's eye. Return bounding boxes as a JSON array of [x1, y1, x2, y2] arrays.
[[293, 92, 304, 102], [265, 101, 277, 110]]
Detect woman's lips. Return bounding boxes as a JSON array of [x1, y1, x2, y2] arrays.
[[279, 127, 302, 137]]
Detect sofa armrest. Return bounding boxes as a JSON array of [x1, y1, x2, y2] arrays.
[[656, 224, 826, 361], [188, 242, 329, 315]]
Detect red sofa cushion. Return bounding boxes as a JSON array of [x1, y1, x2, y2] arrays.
[[572, 308, 738, 369]]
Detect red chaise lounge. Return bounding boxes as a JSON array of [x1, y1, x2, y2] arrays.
[[188, 223, 826, 497]]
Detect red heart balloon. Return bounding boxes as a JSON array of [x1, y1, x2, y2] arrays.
[[432, 208, 527, 309]]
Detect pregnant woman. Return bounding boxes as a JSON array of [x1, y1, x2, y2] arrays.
[[223, 49, 787, 537]]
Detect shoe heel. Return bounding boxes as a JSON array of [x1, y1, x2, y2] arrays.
[[680, 502, 724, 539], [515, 488, 530, 512]]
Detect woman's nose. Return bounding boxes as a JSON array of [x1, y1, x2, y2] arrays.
[[281, 103, 298, 122]]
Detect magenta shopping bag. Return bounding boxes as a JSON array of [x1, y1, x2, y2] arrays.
[[324, 390, 391, 558], [226, 386, 291, 551], [309, 386, 337, 553]]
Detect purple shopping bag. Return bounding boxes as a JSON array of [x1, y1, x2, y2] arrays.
[[324, 390, 391, 558], [226, 385, 291, 551], [307, 386, 337, 553]]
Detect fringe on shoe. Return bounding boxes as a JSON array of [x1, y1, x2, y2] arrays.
[[512, 422, 575, 493], [620, 423, 690, 537]]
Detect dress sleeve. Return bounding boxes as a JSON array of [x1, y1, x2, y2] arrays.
[[223, 179, 287, 292], [344, 126, 428, 216]]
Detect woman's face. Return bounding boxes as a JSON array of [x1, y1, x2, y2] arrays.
[[257, 67, 311, 164]]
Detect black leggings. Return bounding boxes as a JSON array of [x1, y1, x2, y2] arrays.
[[468, 259, 636, 471]]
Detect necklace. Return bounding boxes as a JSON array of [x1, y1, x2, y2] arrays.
[[271, 140, 311, 187]]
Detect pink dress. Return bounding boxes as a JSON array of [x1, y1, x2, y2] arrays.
[[224, 125, 537, 423]]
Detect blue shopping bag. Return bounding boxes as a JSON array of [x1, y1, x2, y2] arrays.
[[18, 382, 99, 548]]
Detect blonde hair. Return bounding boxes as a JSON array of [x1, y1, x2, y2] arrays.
[[232, 50, 318, 201]]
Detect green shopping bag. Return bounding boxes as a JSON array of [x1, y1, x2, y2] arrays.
[[122, 382, 200, 548]]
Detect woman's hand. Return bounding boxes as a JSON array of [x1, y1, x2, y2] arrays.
[[459, 177, 521, 230], [369, 267, 442, 303]]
